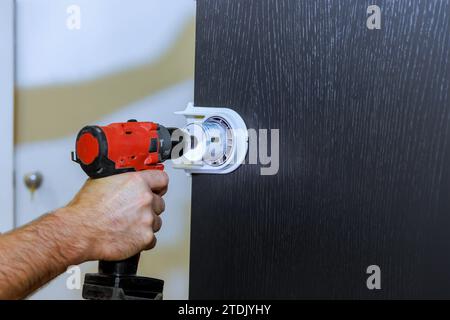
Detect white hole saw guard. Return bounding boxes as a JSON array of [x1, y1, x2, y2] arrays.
[[172, 103, 249, 174]]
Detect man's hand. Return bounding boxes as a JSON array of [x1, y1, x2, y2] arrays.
[[62, 171, 169, 262], [0, 170, 169, 299]]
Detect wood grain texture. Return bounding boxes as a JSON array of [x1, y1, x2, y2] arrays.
[[190, 0, 450, 299]]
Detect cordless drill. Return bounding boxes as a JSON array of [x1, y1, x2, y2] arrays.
[[72, 119, 178, 300]]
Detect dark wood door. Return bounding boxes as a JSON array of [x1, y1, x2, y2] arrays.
[[190, 0, 450, 299]]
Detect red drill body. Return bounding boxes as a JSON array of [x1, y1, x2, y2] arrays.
[[73, 120, 173, 178]]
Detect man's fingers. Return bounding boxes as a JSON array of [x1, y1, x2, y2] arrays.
[[154, 185, 168, 197], [138, 171, 169, 193], [153, 215, 162, 233], [151, 194, 165, 215], [144, 236, 157, 251]]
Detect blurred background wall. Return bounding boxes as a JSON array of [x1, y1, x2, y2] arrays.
[[0, 0, 14, 233], [14, 0, 195, 299]]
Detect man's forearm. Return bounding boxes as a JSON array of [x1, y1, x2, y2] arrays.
[[0, 209, 88, 299], [0, 171, 168, 299]]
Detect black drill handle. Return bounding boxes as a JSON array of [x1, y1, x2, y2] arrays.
[[98, 254, 140, 276]]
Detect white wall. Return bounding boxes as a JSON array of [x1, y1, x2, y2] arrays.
[[16, 0, 195, 87], [0, 0, 15, 233]]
